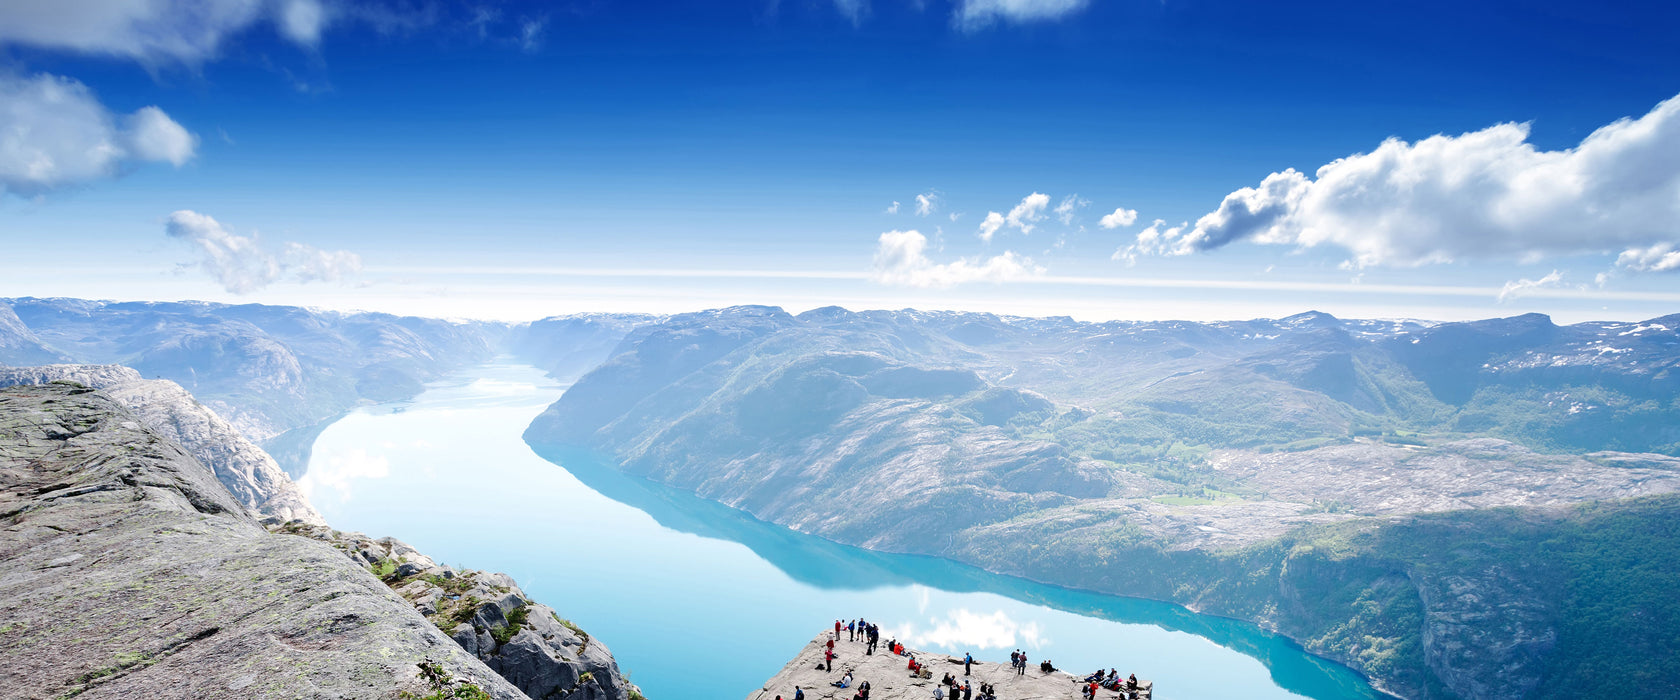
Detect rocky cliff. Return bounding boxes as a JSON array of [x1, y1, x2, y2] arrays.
[[0, 381, 643, 700], [0, 382, 520, 699], [275, 523, 642, 700], [0, 364, 323, 525]]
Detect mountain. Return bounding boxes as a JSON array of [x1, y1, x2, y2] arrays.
[[506, 313, 662, 383], [524, 306, 1680, 698], [0, 364, 323, 524], [0, 380, 641, 700], [0, 298, 507, 471]]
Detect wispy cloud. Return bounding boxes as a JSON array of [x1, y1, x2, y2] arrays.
[[166, 210, 363, 293], [916, 191, 941, 217], [955, 0, 1090, 31], [1497, 270, 1566, 302], [979, 192, 1050, 241], [872, 229, 1042, 287], [1053, 194, 1088, 225], [833, 0, 871, 26]]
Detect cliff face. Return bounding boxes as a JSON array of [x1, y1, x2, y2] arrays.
[[0, 364, 323, 525], [0, 383, 523, 699], [0, 382, 645, 700], [275, 523, 642, 700]]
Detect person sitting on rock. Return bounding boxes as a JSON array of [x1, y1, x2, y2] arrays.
[[832, 670, 852, 688], [1128, 673, 1138, 690]]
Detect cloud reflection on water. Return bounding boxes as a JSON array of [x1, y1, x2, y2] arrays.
[[887, 604, 1047, 652], [297, 447, 390, 503]]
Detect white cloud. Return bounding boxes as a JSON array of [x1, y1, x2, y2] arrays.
[[1113, 219, 1189, 264], [977, 211, 1005, 241], [871, 229, 1042, 287], [122, 106, 197, 165], [1007, 192, 1050, 232], [1053, 194, 1088, 225], [915, 191, 940, 217], [166, 209, 363, 293], [1616, 242, 1680, 273], [955, 0, 1089, 30], [0, 73, 197, 195], [1174, 92, 1680, 272], [0, 0, 333, 65], [277, 0, 328, 45], [1497, 270, 1565, 302], [1099, 206, 1138, 229], [886, 200, 901, 214], [978, 192, 1051, 240]]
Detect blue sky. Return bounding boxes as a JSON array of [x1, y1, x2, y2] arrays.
[[2, 0, 1679, 322]]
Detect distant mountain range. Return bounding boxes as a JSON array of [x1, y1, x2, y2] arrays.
[[0, 298, 658, 475], [6, 297, 1678, 698], [524, 305, 1680, 699]]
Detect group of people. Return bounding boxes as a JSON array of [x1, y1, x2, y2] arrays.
[[781, 618, 1138, 700], [1007, 649, 1030, 676], [837, 618, 884, 654], [929, 673, 981, 699], [1080, 668, 1140, 698]]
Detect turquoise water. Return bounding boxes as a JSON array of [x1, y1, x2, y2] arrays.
[[298, 362, 1384, 700]]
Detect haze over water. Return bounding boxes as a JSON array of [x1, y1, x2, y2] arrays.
[[299, 362, 1383, 700]]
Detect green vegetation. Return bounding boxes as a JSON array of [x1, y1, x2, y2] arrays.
[[1249, 494, 1680, 697], [490, 605, 530, 646], [424, 573, 476, 595], [399, 661, 492, 700], [552, 613, 589, 653]]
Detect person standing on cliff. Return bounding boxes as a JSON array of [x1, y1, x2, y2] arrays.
[[964, 652, 972, 676], [835, 620, 843, 639]]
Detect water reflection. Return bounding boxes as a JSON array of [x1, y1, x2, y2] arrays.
[[302, 362, 1384, 700], [533, 446, 1382, 700]]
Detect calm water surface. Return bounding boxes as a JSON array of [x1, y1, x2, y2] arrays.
[[298, 363, 1383, 700]]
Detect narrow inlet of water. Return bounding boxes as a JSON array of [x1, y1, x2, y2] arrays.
[[298, 362, 1383, 700]]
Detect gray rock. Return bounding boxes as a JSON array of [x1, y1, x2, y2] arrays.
[[0, 363, 326, 525], [474, 602, 509, 632], [453, 624, 481, 657], [0, 383, 526, 699]]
